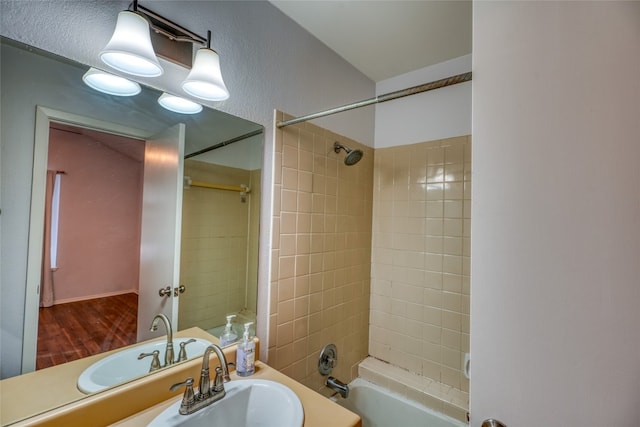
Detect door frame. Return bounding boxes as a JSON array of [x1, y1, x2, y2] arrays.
[[22, 106, 155, 373]]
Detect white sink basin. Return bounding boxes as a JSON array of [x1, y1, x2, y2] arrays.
[[77, 338, 212, 394], [148, 379, 304, 427]]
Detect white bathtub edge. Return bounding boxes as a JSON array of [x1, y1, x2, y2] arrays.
[[338, 377, 468, 427], [357, 357, 469, 424]]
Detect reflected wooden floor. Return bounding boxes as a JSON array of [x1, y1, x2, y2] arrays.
[[36, 293, 138, 370]]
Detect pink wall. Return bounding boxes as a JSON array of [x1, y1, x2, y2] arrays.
[[47, 127, 144, 303]]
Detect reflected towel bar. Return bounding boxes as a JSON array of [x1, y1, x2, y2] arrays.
[[185, 176, 250, 194]]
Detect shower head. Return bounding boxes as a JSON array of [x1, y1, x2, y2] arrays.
[[333, 142, 363, 166]]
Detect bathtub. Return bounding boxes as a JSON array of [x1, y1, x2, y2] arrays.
[[335, 378, 467, 427]]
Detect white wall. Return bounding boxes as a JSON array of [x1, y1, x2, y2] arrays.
[[0, 0, 374, 378], [471, 2, 640, 426], [375, 54, 471, 148]]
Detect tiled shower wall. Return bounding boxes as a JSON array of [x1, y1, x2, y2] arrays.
[[179, 159, 260, 331], [269, 111, 373, 393], [369, 136, 471, 402]]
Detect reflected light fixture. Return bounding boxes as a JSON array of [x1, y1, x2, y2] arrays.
[[82, 68, 141, 96], [182, 31, 230, 101], [158, 93, 203, 114], [100, 2, 163, 77]]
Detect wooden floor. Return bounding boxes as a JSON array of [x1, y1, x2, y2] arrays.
[[37, 293, 138, 370]]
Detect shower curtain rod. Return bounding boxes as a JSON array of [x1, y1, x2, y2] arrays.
[[276, 71, 472, 128]]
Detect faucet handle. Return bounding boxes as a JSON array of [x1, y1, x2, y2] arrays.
[[170, 378, 195, 415], [138, 350, 161, 372], [198, 367, 211, 399], [178, 338, 197, 362], [213, 366, 225, 393]]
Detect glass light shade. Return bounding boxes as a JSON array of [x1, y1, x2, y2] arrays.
[[158, 93, 203, 114], [100, 10, 163, 77], [182, 48, 229, 101], [82, 68, 141, 96]]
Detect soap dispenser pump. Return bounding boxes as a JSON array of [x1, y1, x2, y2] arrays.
[[235, 322, 255, 377], [219, 314, 238, 346]]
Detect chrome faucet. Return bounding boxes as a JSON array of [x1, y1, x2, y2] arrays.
[[326, 376, 349, 398], [149, 313, 175, 367], [170, 344, 230, 415], [198, 344, 231, 395]]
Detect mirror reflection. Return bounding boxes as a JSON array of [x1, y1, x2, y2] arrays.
[[179, 152, 261, 339], [38, 122, 146, 369], [2, 37, 262, 387]]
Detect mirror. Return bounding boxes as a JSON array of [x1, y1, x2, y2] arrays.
[[0, 36, 263, 412]]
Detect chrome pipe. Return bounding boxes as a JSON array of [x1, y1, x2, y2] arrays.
[[278, 98, 378, 128]]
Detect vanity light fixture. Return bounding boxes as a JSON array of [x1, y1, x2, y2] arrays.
[[182, 31, 230, 101], [82, 68, 141, 96], [100, 2, 163, 77], [100, 0, 229, 100], [158, 93, 203, 114]]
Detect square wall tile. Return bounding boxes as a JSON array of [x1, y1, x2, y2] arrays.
[[370, 136, 471, 405], [271, 112, 372, 388]]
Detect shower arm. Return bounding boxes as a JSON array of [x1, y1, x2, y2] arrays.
[[276, 72, 472, 128]]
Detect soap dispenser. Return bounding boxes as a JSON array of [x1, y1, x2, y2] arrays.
[[235, 322, 255, 377], [219, 314, 238, 346]]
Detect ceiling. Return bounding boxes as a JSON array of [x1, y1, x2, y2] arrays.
[[269, 0, 472, 82]]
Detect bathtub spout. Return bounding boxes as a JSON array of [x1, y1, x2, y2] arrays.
[[326, 376, 349, 398]]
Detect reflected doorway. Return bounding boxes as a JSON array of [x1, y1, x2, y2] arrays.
[[27, 111, 185, 372], [36, 123, 145, 369]]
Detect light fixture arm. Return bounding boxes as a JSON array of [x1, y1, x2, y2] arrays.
[[128, 1, 207, 45]]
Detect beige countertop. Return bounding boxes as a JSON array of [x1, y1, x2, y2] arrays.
[[1, 327, 217, 426], [4, 332, 360, 427], [111, 361, 361, 427]]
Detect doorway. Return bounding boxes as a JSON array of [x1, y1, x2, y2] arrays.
[[36, 123, 145, 369]]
